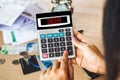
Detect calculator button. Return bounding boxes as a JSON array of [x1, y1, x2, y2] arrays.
[[55, 53, 60, 57], [66, 32, 71, 36], [41, 44, 47, 48], [59, 29, 64, 32], [61, 47, 66, 51], [65, 28, 71, 31], [54, 43, 59, 47], [67, 42, 72, 46], [54, 38, 59, 42], [59, 32, 65, 37], [49, 48, 54, 52], [66, 37, 71, 41], [42, 49, 47, 53], [47, 34, 53, 38], [49, 53, 54, 57], [48, 39, 53, 43], [60, 37, 65, 41], [42, 54, 48, 58], [41, 39, 46, 43], [40, 34, 46, 39], [67, 47, 73, 55], [60, 42, 65, 46], [55, 48, 60, 52], [53, 33, 59, 38], [48, 43, 54, 47]]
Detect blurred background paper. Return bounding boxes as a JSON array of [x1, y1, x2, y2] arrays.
[[22, 2, 48, 20], [0, 15, 37, 45], [0, 1, 29, 26], [0, 1, 48, 45], [0, 42, 39, 54]]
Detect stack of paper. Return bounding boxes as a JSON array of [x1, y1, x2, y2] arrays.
[[0, 0, 29, 26], [0, 1, 48, 45]]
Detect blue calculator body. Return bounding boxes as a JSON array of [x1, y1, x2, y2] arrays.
[[36, 11, 75, 61]]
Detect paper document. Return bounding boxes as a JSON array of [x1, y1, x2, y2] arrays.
[[1, 15, 37, 45], [0, 15, 26, 30], [0, 42, 39, 54], [0, 15, 37, 45], [0, 2, 28, 26], [22, 2, 48, 20], [0, 2, 48, 45]]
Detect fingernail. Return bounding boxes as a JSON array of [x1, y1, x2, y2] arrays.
[[64, 50, 67, 53], [58, 59, 61, 62], [63, 50, 68, 56], [72, 36, 77, 42]]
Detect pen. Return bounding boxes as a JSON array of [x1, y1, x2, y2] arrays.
[[11, 31, 16, 43]]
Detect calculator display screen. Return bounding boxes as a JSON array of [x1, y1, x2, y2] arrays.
[[37, 15, 70, 28], [41, 16, 67, 25], [36, 11, 72, 29]]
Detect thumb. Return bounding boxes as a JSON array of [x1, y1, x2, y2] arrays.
[[73, 30, 88, 43], [72, 36, 86, 49]]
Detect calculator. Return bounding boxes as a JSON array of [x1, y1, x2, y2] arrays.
[[36, 11, 75, 61]]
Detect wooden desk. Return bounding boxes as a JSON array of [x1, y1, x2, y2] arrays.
[[0, 0, 106, 80], [0, 53, 106, 80]]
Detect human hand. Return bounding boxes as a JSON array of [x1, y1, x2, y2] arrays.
[[72, 30, 106, 74], [39, 50, 74, 80]]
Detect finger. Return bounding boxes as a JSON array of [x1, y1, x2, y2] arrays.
[[57, 59, 61, 62], [70, 58, 77, 64], [72, 35, 88, 49], [40, 70, 47, 75], [60, 50, 68, 70], [47, 66, 52, 72], [39, 70, 47, 80], [72, 36, 83, 47], [73, 30, 88, 43], [68, 59, 74, 80], [57, 50, 68, 63], [52, 60, 60, 70]]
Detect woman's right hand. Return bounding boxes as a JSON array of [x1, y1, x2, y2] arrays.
[[72, 30, 106, 74]]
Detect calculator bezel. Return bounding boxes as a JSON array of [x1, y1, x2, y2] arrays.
[[36, 11, 75, 61]]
